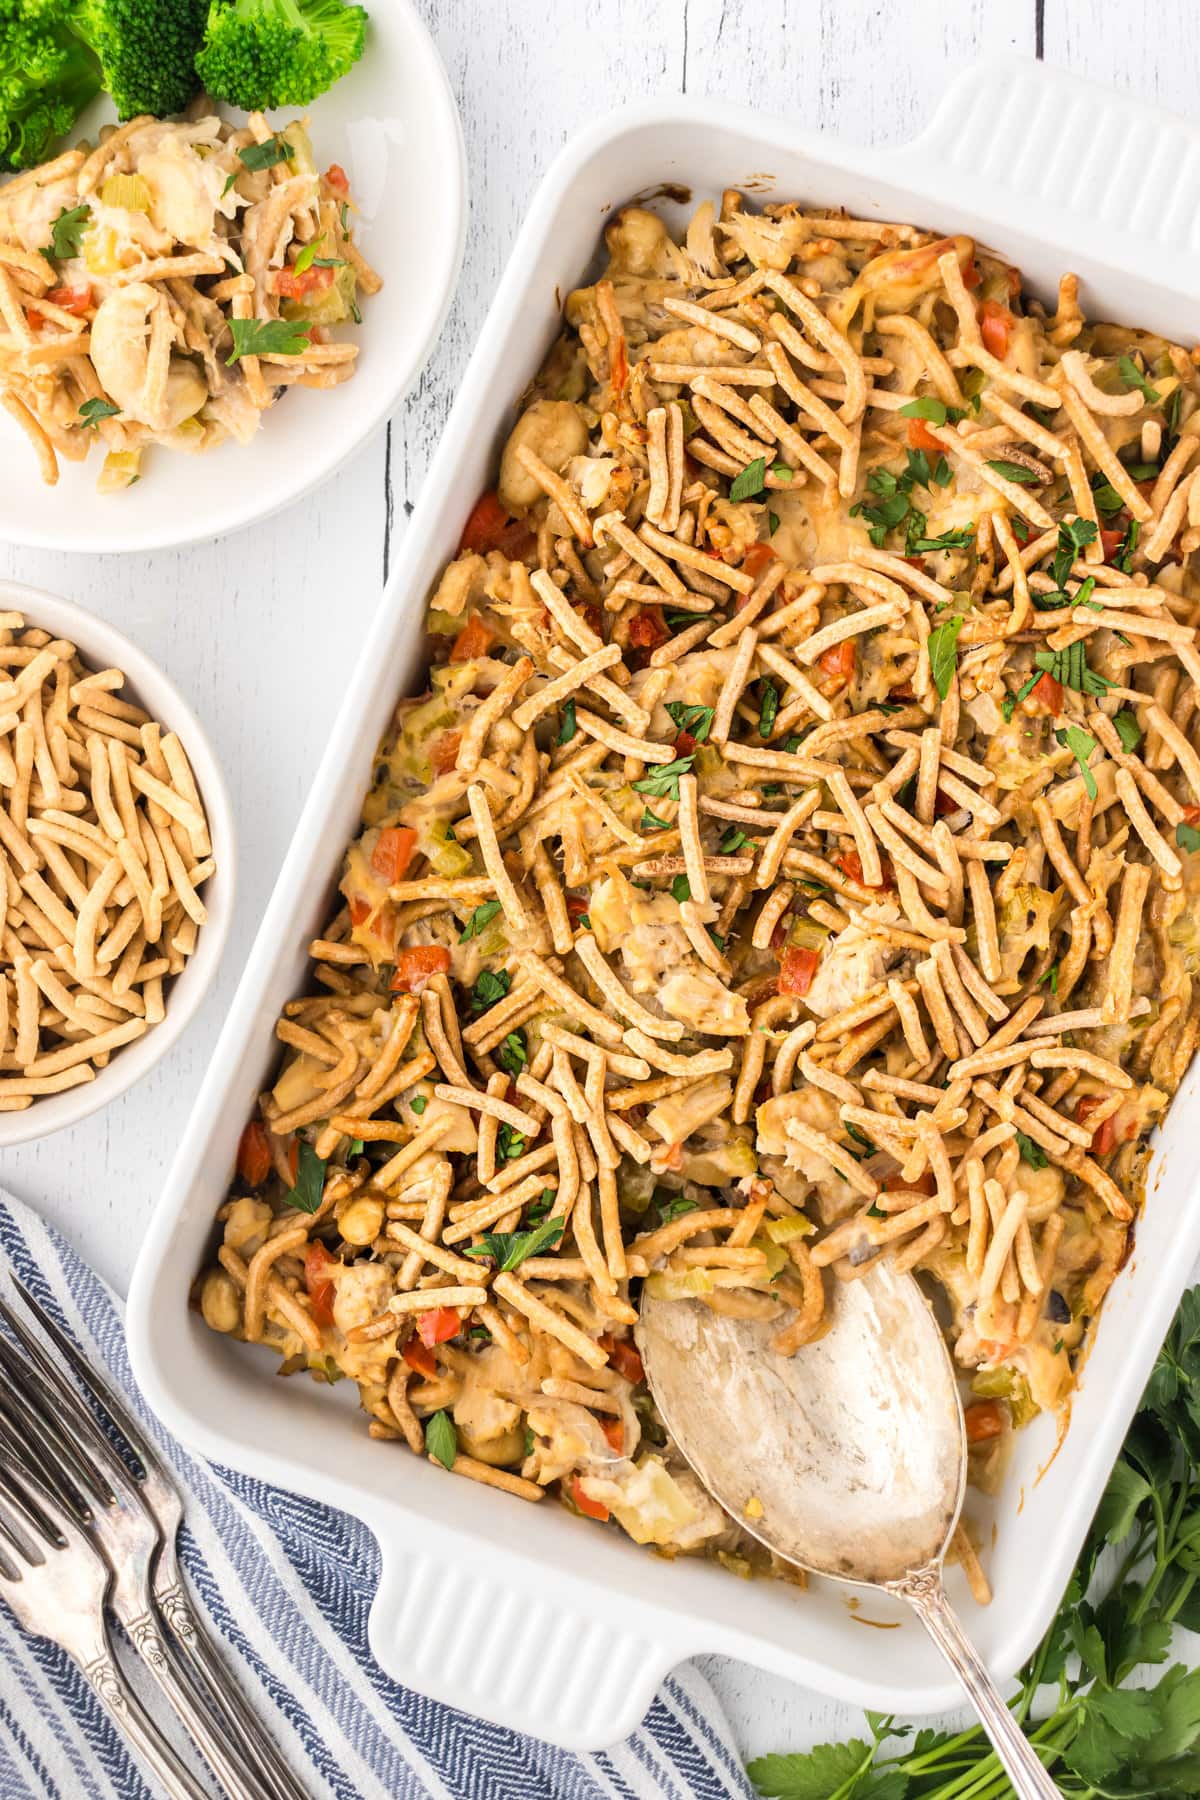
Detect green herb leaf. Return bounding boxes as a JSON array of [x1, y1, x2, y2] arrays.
[[1177, 822, 1200, 854], [768, 511, 780, 535], [286, 1140, 327, 1214], [640, 806, 670, 831], [927, 615, 964, 700], [729, 456, 766, 501], [910, 525, 976, 552], [410, 1094, 427, 1115], [758, 677, 780, 739], [424, 1409, 457, 1470], [1114, 709, 1143, 754], [557, 698, 577, 745], [899, 397, 948, 424], [463, 1215, 565, 1271], [671, 873, 691, 903], [459, 899, 502, 941], [495, 1122, 525, 1161], [987, 458, 1040, 485], [227, 318, 312, 364], [239, 133, 294, 172], [747, 1741, 875, 1800], [44, 204, 91, 261], [771, 461, 793, 480], [1119, 353, 1161, 405], [1017, 1130, 1049, 1170], [1092, 477, 1126, 517], [1056, 724, 1099, 799], [526, 1187, 555, 1222], [720, 826, 751, 854], [222, 173, 238, 197], [657, 1195, 698, 1224], [1034, 642, 1113, 697], [347, 1137, 364, 1156], [498, 1030, 527, 1078], [664, 702, 714, 743], [1051, 516, 1100, 587], [292, 235, 323, 276], [470, 968, 511, 1013], [77, 397, 121, 429], [632, 755, 694, 803]]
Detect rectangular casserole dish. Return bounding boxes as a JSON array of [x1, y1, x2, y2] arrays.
[[128, 56, 1200, 1750]]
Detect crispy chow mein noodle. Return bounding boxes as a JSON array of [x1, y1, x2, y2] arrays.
[[0, 108, 379, 492], [199, 190, 1200, 1581]]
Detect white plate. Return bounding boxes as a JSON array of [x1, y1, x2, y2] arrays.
[[128, 57, 1200, 1750], [0, 0, 465, 555]]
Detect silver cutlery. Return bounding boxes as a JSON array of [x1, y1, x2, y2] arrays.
[[0, 1281, 310, 1800]]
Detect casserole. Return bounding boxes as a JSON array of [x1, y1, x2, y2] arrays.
[[128, 57, 1200, 1749]]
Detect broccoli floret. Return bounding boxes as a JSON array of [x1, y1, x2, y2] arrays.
[[196, 0, 367, 112], [71, 0, 207, 119], [0, 1, 102, 170]]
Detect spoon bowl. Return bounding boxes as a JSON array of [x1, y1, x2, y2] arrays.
[[636, 1261, 1060, 1798]]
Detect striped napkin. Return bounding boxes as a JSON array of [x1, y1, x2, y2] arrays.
[[0, 1193, 758, 1800]]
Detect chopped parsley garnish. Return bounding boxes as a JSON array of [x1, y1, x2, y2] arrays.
[[1052, 516, 1100, 585], [771, 461, 793, 480], [758, 677, 780, 739], [671, 874, 691, 903], [729, 455, 766, 501], [1091, 476, 1126, 518], [347, 1137, 364, 1156], [768, 510, 781, 535], [1056, 724, 1099, 799], [657, 1195, 698, 1224], [286, 1140, 327, 1214], [1017, 1130, 1049, 1170], [844, 1121, 877, 1159], [557, 698, 577, 745], [1118, 353, 1161, 405], [898, 396, 963, 425], [498, 1030, 528, 1078], [222, 173, 238, 196], [987, 458, 1040, 485], [424, 1410, 457, 1470], [526, 1187, 555, 1222], [664, 702, 713, 743], [239, 133, 294, 172], [1038, 962, 1060, 994], [1176, 822, 1200, 854], [410, 1093, 428, 1114], [227, 318, 312, 364], [1034, 642, 1113, 697], [910, 525, 976, 553], [632, 755, 694, 803], [44, 203, 91, 261], [720, 826, 751, 854], [1113, 709, 1143, 754], [1117, 517, 1140, 573], [78, 398, 121, 429], [459, 900, 502, 941], [927, 615, 964, 700], [470, 968, 511, 1014], [495, 1123, 526, 1161], [640, 806, 670, 831], [464, 1216, 564, 1271]]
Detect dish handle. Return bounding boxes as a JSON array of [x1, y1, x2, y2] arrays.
[[889, 53, 1199, 265], [364, 1510, 689, 1750]]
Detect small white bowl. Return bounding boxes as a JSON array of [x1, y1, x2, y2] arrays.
[[0, 580, 235, 1146], [0, 0, 466, 554]]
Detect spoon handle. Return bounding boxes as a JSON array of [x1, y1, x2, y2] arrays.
[[895, 1565, 1061, 1799]]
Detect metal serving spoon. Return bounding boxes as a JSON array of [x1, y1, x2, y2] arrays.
[[636, 1259, 1060, 1799]]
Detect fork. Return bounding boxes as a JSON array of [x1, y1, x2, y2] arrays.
[[0, 1285, 310, 1800], [0, 1453, 212, 1800]]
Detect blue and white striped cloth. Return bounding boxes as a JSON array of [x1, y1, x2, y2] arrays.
[[0, 1192, 758, 1800]]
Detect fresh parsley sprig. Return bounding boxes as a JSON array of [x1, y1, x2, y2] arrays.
[[748, 1285, 1200, 1800]]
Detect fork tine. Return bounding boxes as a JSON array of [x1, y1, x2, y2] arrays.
[[12, 1280, 160, 1477], [0, 1298, 130, 1497], [0, 1329, 113, 1511]]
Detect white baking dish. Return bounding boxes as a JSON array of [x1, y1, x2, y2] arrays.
[[127, 57, 1200, 1750]]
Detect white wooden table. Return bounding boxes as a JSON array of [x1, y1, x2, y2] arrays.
[[1, 0, 1196, 1772]]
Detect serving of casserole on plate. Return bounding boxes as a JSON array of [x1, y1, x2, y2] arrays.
[[129, 60, 1200, 1749]]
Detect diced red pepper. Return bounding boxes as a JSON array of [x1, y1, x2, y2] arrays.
[[674, 730, 697, 758], [1183, 805, 1200, 825], [273, 263, 336, 300], [431, 729, 461, 776], [304, 1241, 337, 1330], [1099, 526, 1124, 564], [961, 257, 982, 290], [599, 1416, 625, 1454], [416, 1306, 462, 1349], [449, 614, 494, 662], [29, 283, 92, 328], [964, 1400, 1005, 1444], [889, 683, 916, 701], [777, 945, 820, 997], [979, 300, 1014, 360], [599, 1334, 644, 1384], [371, 826, 418, 884], [458, 490, 529, 557], [906, 416, 942, 454], [627, 607, 668, 649], [741, 541, 777, 579], [324, 163, 351, 197], [390, 945, 451, 993], [402, 1336, 439, 1379], [236, 1119, 272, 1187], [818, 640, 857, 683], [287, 1138, 299, 1185], [1075, 1095, 1116, 1156], [566, 893, 591, 922], [836, 849, 894, 891], [570, 1476, 610, 1522], [884, 1170, 936, 1196], [1031, 671, 1063, 712]]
